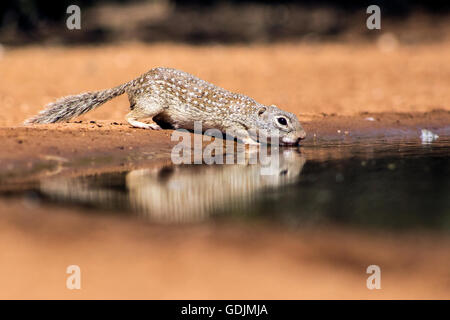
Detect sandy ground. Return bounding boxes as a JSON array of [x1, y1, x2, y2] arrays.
[[1, 197, 450, 300], [0, 43, 449, 299], [0, 43, 449, 127]]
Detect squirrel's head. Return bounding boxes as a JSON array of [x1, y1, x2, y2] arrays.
[[249, 105, 306, 146]]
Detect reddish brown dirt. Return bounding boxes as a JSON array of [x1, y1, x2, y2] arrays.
[[1, 43, 449, 127], [1, 198, 449, 299], [0, 43, 449, 299]]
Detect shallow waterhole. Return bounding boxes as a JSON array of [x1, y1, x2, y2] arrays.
[[2, 136, 449, 231]]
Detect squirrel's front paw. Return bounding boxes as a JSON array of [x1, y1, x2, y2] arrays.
[[147, 123, 162, 130], [128, 119, 161, 130]]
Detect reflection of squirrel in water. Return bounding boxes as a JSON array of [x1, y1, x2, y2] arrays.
[[39, 150, 306, 223], [25, 67, 306, 145], [126, 150, 306, 222]]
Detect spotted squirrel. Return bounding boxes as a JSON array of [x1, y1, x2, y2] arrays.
[[25, 67, 306, 145]]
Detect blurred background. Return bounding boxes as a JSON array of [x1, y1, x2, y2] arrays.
[[1, 0, 450, 45]]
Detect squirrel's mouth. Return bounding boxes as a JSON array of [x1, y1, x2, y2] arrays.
[[280, 135, 305, 146], [252, 136, 302, 146], [280, 136, 302, 146], [248, 129, 305, 146], [280, 129, 306, 146]]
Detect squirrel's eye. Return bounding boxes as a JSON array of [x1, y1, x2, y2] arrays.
[[277, 117, 288, 126]]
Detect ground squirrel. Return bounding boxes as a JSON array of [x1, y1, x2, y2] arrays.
[[25, 67, 306, 145]]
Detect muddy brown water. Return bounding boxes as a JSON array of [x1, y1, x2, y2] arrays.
[[2, 135, 449, 232]]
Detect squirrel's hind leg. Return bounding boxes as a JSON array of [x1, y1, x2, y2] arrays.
[[126, 96, 164, 130]]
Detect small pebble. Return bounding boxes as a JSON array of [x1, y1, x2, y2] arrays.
[[420, 129, 439, 144]]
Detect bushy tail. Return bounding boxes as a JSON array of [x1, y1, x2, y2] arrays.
[[24, 82, 130, 124]]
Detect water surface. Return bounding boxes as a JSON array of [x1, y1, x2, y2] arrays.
[[4, 136, 450, 231]]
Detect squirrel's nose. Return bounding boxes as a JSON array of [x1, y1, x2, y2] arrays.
[[298, 129, 306, 140]]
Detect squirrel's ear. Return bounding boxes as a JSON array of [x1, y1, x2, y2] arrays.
[[257, 107, 267, 117]]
